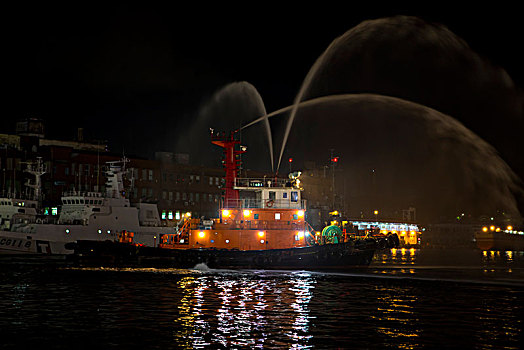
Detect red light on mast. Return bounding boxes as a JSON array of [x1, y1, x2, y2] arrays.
[[331, 157, 339, 163], [289, 157, 293, 163]]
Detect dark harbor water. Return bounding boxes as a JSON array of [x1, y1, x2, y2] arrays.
[[1, 249, 523, 349]]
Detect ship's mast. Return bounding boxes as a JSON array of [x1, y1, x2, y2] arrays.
[[211, 130, 246, 208], [24, 157, 47, 203]]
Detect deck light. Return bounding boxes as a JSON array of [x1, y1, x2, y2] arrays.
[[198, 231, 205, 238], [297, 210, 304, 218], [222, 209, 230, 217], [482, 227, 488, 232], [243, 209, 251, 217], [258, 231, 265, 238]]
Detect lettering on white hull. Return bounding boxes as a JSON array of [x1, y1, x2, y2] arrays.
[[0, 237, 33, 250], [36, 240, 52, 254]]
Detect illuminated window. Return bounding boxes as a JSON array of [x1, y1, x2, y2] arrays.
[[283, 192, 288, 199], [175, 211, 180, 220], [168, 211, 173, 220], [275, 213, 281, 220], [161, 211, 166, 220]]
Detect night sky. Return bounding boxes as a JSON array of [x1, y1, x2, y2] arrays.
[[3, 4, 524, 220]]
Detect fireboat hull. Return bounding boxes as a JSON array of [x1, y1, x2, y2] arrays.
[[68, 239, 379, 270]]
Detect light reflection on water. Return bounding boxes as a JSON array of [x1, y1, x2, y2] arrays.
[[170, 271, 316, 348], [1, 259, 523, 349]]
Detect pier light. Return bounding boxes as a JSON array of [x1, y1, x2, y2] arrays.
[[297, 210, 304, 218], [495, 227, 501, 232], [490, 225, 495, 231], [401, 231, 407, 236], [243, 209, 251, 217], [186, 212, 191, 217], [316, 231, 320, 236], [482, 227, 488, 232], [98, 229, 102, 234], [222, 209, 230, 217], [258, 231, 265, 238], [507, 225, 513, 231], [198, 231, 205, 238], [65, 229, 70, 234]]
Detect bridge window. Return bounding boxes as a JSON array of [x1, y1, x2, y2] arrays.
[[283, 192, 288, 199], [291, 191, 298, 202]]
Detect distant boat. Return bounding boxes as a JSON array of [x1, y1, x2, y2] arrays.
[[0, 158, 176, 255], [475, 226, 524, 251]]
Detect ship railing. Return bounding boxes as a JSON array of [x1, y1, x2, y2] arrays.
[[234, 177, 297, 189], [223, 198, 306, 210], [62, 191, 104, 198], [219, 219, 307, 231]]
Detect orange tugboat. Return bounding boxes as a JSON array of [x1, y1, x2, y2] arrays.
[[70, 130, 398, 270]]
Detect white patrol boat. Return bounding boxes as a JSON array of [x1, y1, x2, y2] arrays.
[[0, 158, 175, 255]]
